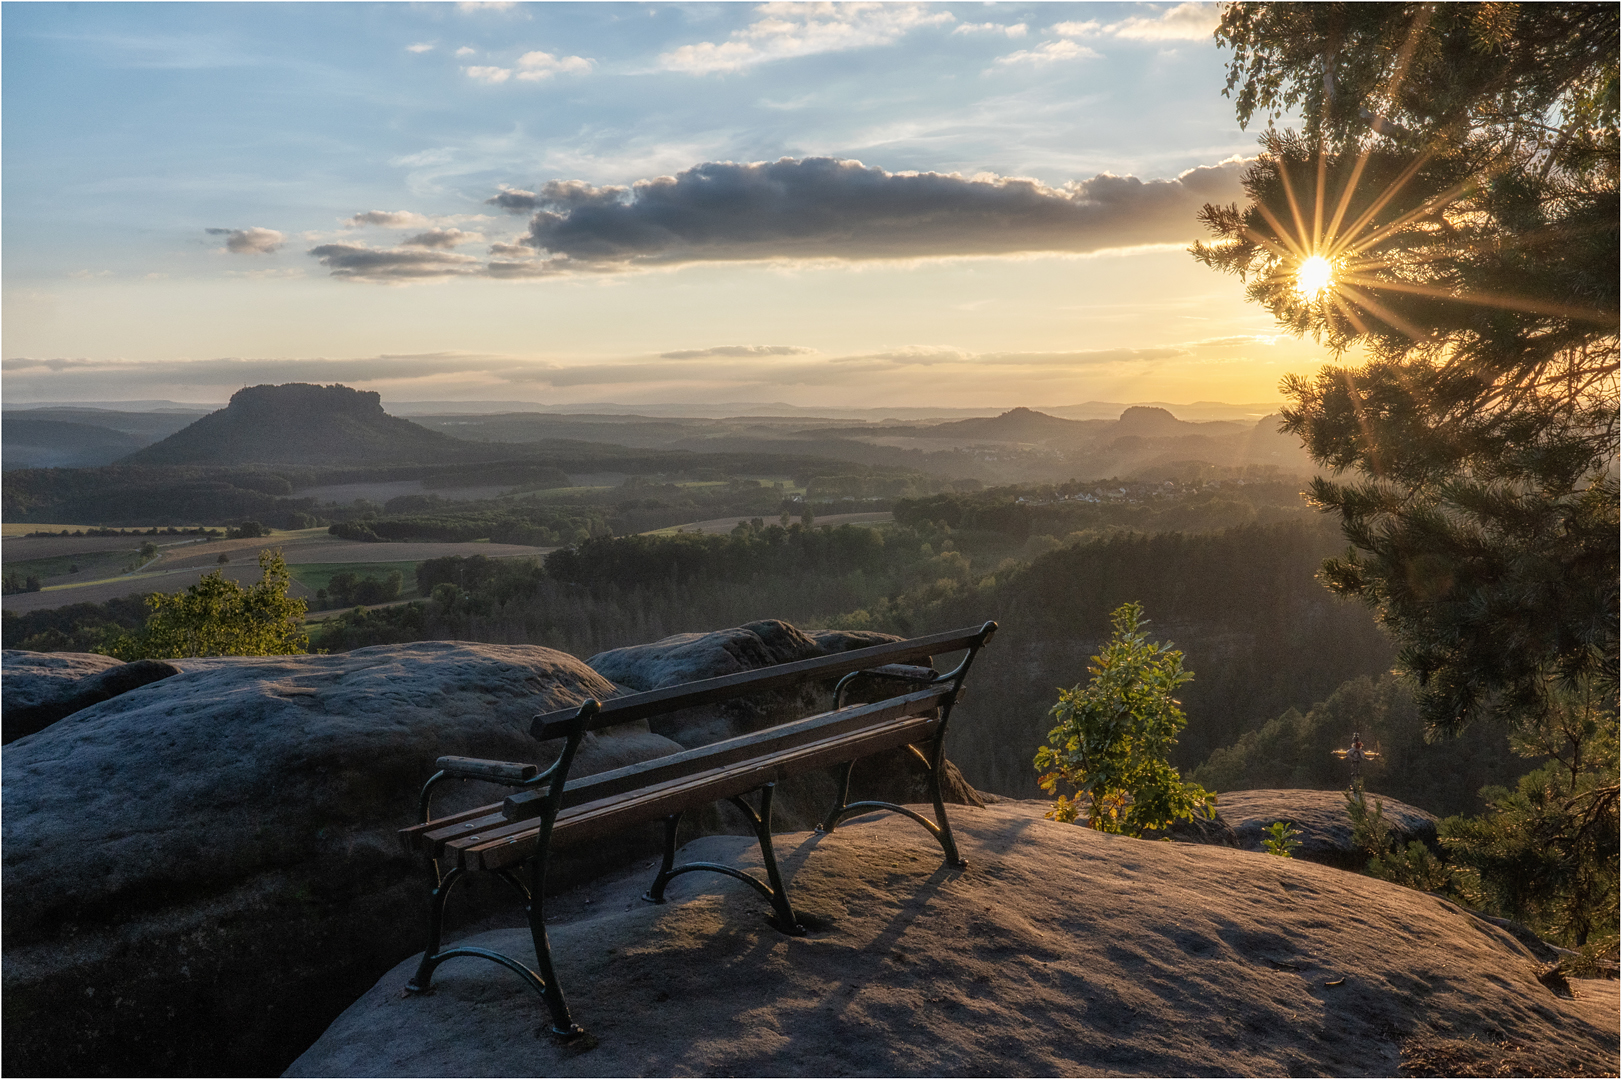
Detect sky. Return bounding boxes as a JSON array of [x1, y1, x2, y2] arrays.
[[1, 1, 1332, 410]]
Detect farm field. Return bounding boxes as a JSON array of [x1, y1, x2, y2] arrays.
[[1, 530, 555, 614]]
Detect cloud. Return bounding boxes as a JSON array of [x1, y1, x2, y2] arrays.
[[406, 42, 435, 54], [995, 39, 1100, 66], [1051, 3, 1219, 42], [306, 243, 482, 282], [206, 226, 284, 254], [510, 156, 1245, 268], [848, 346, 1187, 367], [458, 1, 517, 11], [402, 228, 483, 249], [487, 187, 540, 213], [1110, 2, 1221, 41], [346, 210, 432, 229], [658, 2, 954, 74], [455, 45, 477, 57], [660, 345, 817, 360], [953, 22, 1027, 38], [488, 241, 535, 258], [306, 156, 1248, 282], [463, 65, 511, 83], [515, 50, 592, 80]]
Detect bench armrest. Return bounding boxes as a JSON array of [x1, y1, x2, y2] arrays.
[[434, 756, 540, 785]]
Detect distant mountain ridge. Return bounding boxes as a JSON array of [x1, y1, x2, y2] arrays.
[[120, 383, 485, 466]]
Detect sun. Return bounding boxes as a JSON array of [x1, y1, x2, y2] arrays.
[[1296, 254, 1336, 298]]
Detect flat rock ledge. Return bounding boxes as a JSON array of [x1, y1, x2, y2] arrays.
[[289, 801, 1617, 1079], [1218, 788, 1440, 870]]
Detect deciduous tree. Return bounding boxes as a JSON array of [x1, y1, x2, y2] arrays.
[[1035, 601, 1214, 836], [107, 549, 308, 660]]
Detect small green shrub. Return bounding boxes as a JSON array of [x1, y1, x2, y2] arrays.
[[1034, 601, 1215, 836], [1261, 821, 1302, 858]]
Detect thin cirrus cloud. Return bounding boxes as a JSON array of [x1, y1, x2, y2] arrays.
[[952, 22, 1028, 38], [205, 226, 284, 254], [661, 345, 818, 360], [995, 39, 1100, 66], [516, 51, 592, 79], [307, 156, 1245, 282], [1054, 3, 1221, 41], [461, 49, 591, 84], [2, 344, 1198, 400], [406, 42, 435, 54], [658, 2, 953, 74]]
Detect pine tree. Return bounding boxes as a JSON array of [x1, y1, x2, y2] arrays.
[[1196, 4, 1619, 952], [1194, 3, 1618, 736]]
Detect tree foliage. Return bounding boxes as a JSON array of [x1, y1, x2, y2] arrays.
[[1440, 687, 1619, 948], [107, 549, 308, 660], [1035, 602, 1214, 835], [1197, 3, 1619, 737]]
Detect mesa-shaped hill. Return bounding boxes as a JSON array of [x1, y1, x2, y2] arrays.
[[118, 383, 485, 466], [921, 406, 1106, 442], [1110, 404, 1247, 438]]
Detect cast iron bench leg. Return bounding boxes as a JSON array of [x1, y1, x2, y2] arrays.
[[641, 784, 805, 936]]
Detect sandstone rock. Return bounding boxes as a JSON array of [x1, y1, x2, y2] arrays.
[[1217, 788, 1439, 870], [1, 650, 182, 743], [1, 642, 681, 1078], [286, 803, 1619, 1079], [3, 621, 990, 1077]]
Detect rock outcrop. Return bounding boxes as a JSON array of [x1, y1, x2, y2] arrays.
[[1, 642, 675, 1078], [2, 621, 989, 1077], [1, 649, 180, 743], [287, 802, 1619, 1078], [1217, 788, 1439, 870]]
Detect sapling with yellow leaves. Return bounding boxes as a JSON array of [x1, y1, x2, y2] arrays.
[[1035, 601, 1215, 837]]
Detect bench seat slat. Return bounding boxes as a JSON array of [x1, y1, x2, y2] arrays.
[[504, 685, 956, 822], [419, 811, 513, 858], [401, 804, 509, 855], [458, 710, 942, 872], [529, 623, 989, 740]]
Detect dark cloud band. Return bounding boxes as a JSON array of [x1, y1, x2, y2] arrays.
[[517, 157, 1244, 267], [314, 156, 1244, 281]]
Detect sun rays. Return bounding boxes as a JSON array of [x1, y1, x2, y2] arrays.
[[1239, 141, 1616, 340], [1294, 254, 1336, 299]]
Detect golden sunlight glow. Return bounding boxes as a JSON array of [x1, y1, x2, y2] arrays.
[[1296, 254, 1336, 298]]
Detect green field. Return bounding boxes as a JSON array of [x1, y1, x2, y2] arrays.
[[289, 562, 424, 600]]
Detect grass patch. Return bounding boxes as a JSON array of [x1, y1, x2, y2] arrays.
[[289, 562, 424, 599], [3, 550, 140, 581]]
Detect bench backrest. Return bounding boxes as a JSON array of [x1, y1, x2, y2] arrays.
[[529, 621, 997, 740], [503, 684, 959, 820]]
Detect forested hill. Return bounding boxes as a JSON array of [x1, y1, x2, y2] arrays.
[[121, 383, 487, 466]]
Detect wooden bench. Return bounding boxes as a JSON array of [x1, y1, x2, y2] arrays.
[[399, 621, 997, 1041]]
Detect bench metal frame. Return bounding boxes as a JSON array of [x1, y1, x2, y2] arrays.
[[400, 621, 996, 1041]]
